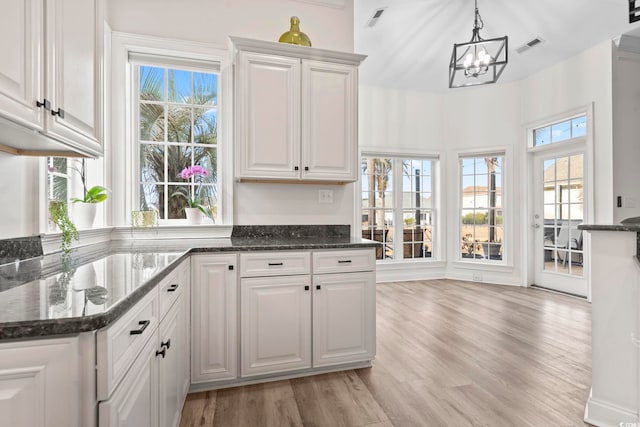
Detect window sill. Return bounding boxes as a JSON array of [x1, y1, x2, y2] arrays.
[[451, 260, 514, 273]]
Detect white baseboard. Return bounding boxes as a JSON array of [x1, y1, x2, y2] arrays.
[[585, 392, 639, 427], [375, 261, 446, 283], [444, 270, 523, 287]]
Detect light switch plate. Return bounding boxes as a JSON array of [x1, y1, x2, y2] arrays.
[[318, 190, 334, 204]]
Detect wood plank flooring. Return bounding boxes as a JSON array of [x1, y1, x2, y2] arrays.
[[180, 279, 591, 427]]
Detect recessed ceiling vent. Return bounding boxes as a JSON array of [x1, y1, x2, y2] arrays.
[[516, 37, 545, 54], [366, 7, 387, 27]]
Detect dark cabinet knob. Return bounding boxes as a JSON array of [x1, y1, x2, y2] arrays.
[[228, 265, 234, 270], [36, 99, 51, 110], [304, 166, 309, 171], [167, 284, 179, 292], [156, 348, 166, 358], [316, 285, 321, 290], [51, 108, 65, 118], [294, 166, 299, 171], [161, 339, 171, 349], [304, 285, 310, 291]]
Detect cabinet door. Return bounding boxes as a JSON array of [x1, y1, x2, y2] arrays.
[[158, 294, 184, 427], [313, 271, 376, 367], [0, 0, 43, 130], [241, 275, 311, 377], [177, 259, 191, 400], [99, 331, 159, 427], [191, 254, 238, 383], [301, 60, 357, 182], [237, 52, 300, 180], [44, 0, 102, 156], [0, 337, 80, 427]]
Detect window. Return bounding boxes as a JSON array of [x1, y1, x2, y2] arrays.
[[533, 115, 586, 147], [361, 156, 435, 261], [460, 155, 504, 262], [135, 64, 219, 222]]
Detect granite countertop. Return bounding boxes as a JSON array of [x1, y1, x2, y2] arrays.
[[578, 224, 640, 232], [0, 231, 378, 340]]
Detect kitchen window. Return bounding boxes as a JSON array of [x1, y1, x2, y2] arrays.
[[361, 156, 436, 261], [459, 154, 505, 262], [132, 60, 220, 223]]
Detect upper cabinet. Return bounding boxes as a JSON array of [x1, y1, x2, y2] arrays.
[[231, 37, 366, 183], [0, 0, 104, 157]]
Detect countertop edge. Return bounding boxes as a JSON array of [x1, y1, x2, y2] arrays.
[[578, 224, 640, 232], [1, 242, 378, 340]]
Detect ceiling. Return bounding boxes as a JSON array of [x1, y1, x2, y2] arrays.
[[354, 0, 640, 91]]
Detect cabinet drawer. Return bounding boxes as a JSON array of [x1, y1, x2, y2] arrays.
[[158, 265, 183, 321], [312, 249, 376, 274], [240, 251, 310, 277], [97, 288, 159, 401]]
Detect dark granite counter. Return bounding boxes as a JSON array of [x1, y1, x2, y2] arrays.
[[0, 233, 378, 340], [578, 224, 640, 232]]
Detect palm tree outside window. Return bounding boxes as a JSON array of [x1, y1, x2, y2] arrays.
[[136, 64, 219, 222]]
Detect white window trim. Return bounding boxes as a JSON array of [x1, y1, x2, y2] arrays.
[[111, 32, 233, 228], [357, 149, 442, 262], [453, 146, 513, 268]]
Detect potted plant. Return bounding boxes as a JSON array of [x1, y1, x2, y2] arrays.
[[70, 159, 108, 229], [172, 165, 214, 225], [49, 200, 79, 254], [132, 188, 158, 227]]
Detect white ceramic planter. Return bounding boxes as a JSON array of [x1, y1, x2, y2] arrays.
[[185, 207, 203, 225], [73, 202, 97, 229]]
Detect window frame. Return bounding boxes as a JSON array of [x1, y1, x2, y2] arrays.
[[457, 152, 506, 264], [132, 63, 220, 223], [359, 153, 440, 263], [110, 33, 232, 229]]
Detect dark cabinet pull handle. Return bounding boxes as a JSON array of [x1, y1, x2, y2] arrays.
[[316, 285, 321, 290], [304, 285, 310, 291], [228, 265, 234, 270], [51, 108, 65, 118], [268, 262, 284, 266], [130, 320, 150, 335], [338, 260, 352, 264], [304, 166, 309, 171], [36, 99, 50, 110], [294, 166, 299, 171], [167, 284, 179, 292], [161, 339, 171, 349], [156, 348, 166, 358]]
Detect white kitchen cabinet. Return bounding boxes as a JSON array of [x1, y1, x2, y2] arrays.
[[191, 254, 238, 383], [177, 259, 191, 398], [232, 37, 365, 183], [312, 271, 376, 367], [0, 336, 81, 427], [158, 293, 186, 427], [99, 330, 159, 427], [241, 275, 312, 377], [0, 0, 103, 157]]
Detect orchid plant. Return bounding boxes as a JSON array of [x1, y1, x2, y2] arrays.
[[172, 165, 213, 219]]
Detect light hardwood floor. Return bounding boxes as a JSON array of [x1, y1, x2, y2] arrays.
[[180, 279, 591, 427]]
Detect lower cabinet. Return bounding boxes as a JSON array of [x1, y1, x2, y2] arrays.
[[191, 254, 238, 383], [241, 275, 312, 377], [313, 271, 376, 367], [98, 258, 190, 427], [0, 337, 82, 427]]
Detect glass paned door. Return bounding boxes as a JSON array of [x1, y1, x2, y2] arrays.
[[533, 152, 587, 297]]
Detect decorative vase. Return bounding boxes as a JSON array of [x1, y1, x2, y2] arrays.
[[73, 203, 97, 229], [185, 208, 203, 225], [278, 16, 312, 46]]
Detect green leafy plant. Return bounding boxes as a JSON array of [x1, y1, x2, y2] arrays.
[[49, 201, 79, 254], [72, 185, 108, 203]]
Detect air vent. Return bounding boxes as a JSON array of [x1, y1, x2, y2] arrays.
[[366, 7, 387, 27], [517, 37, 545, 54]]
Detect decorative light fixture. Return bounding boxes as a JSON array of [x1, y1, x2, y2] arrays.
[[449, 0, 508, 88]]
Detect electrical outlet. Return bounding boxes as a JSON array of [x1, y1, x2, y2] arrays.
[[318, 190, 334, 204], [472, 272, 483, 281]]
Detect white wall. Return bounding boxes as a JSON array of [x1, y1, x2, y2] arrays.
[[0, 153, 39, 238], [612, 43, 640, 223]]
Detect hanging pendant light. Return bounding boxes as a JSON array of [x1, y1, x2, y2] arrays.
[[449, 0, 508, 88]]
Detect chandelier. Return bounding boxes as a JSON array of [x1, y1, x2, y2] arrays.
[[449, 0, 508, 88]]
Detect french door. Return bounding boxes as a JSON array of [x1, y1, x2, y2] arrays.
[[532, 150, 588, 297]]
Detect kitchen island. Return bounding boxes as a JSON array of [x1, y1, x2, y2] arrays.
[[579, 223, 640, 427]]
